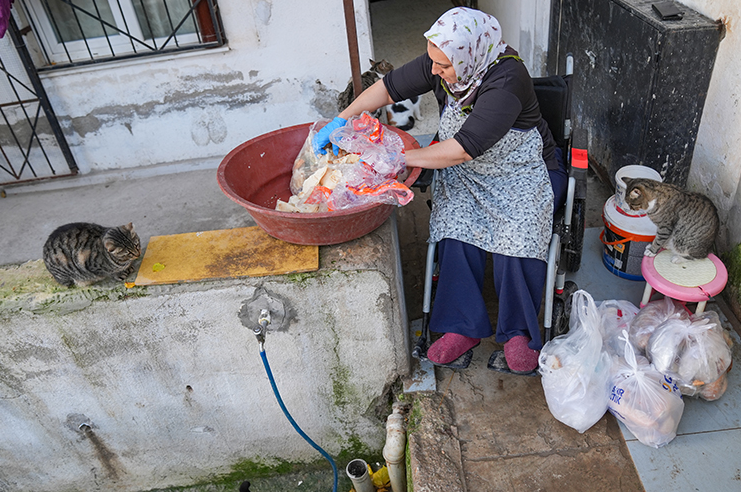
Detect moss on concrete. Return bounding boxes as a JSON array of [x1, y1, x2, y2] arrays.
[[406, 396, 425, 434], [285, 271, 320, 287], [0, 259, 147, 317], [143, 442, 383, 491], [144, 456, 343, 491], [722, 243, 741, 321], [286, 269, 363, 288]]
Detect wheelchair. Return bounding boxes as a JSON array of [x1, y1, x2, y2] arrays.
[[411, 54, 588, 371]]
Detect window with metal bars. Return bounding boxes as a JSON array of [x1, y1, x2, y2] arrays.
[[20, 0, 226, 70]]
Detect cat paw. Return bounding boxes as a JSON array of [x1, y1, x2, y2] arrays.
[[643, 245, 657, 257], [670, 255, 689, 265]]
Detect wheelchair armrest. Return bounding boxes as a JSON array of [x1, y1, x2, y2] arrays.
[[410, 138, 439, 192], [412, 168, 434, 192]]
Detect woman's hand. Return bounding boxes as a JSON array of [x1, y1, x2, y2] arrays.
[[312, 117, 347, 155], [313, 79, 395, 156]]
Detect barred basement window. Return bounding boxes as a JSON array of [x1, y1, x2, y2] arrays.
[[20, 0, 225, 70]]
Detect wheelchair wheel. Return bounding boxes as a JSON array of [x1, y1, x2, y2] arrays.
[[552, 280, 578, 339], [551, 298, 568, 338], [562, 198, 586, 273]]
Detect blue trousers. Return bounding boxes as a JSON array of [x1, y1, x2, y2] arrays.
[[428, 151, 568, 352]]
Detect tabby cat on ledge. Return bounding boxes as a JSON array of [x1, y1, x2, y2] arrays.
[[43, 222, 141, 287], [623, 178, 719, 264]]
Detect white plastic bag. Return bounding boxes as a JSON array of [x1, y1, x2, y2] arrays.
[[608, 331, 684, 448], [648, 310, 733, 398], [628, 297, 689, 354], [598, 299, 639, 357], [539, 290, 612, 433], [329, 111, 406, 179], [279, 113, 413, 212]]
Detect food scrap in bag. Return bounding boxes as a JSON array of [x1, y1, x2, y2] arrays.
[[276, 114, 413, 213], [646, 310, 733, 399], [538, 290, 612, 433], [608, 331, 684, 448], [628, 297, 689, 354]]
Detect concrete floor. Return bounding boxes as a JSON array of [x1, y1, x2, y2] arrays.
[[2, 1, 739, 491]]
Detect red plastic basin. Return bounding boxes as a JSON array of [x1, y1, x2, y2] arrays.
[[217, 122, 421, 245]]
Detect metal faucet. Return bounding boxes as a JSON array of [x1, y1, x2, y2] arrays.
[[253, 309, 271, 351]]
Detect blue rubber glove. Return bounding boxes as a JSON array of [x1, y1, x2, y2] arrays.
[[312, 117, 347, 156]]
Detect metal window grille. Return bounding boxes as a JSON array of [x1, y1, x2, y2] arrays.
[[0, 16, 78, 185], [20, 0, 226, 71]]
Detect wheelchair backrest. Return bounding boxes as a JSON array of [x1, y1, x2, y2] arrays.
[[532, 75, 572, 151]]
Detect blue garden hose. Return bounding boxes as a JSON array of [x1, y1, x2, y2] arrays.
[[258, 347, 339, 492]]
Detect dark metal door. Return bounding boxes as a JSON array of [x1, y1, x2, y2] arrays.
[[0, 16, 77, 185]]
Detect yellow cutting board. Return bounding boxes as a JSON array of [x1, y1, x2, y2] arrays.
[[134, 226, 318, 286]]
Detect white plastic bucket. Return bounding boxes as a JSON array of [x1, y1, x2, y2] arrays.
[[601, 195, 657, 281], [614, 165, 662, 216]]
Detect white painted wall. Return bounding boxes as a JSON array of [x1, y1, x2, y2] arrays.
[[32, 0, 374, 175], [678, 0, 741, 252], [478, 0, 551, 76]]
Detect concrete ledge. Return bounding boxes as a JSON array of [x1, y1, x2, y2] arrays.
[[408, 394, 467, 492], [0, 219, 410, 491]]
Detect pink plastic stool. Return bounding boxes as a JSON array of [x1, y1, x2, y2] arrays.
[[640, 250, 728, 314]]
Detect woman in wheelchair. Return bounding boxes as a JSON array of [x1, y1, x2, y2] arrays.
[[314, 7, 568, 374]]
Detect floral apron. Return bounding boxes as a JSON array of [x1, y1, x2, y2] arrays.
[[429, 106, 554, 261]]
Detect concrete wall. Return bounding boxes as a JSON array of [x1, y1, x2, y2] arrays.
[[26, 0, 374, 175], [0, 221, 410, 492], [676, 1, 741, 319], [679, 0, 741, 251], [479, 0, 551, 76]]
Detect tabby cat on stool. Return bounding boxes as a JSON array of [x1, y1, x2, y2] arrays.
[[43, 222, 141, 287], [624, 178, 719, 264]]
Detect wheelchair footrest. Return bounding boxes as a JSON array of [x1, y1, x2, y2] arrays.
[[430, 349, 474, 370], [487, 351, 538, 377]]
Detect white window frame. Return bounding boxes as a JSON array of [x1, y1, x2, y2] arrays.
[[23, 0, 201, 64]]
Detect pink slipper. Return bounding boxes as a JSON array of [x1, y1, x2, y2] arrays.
[[504, 336, 540, 374], [427, 333, 480, 364]]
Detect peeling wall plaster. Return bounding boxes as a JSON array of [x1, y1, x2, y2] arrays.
[[35, 0, 373, 173], [66, 78, 276, 138]]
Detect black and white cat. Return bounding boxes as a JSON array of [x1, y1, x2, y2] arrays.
[[385, 96, 423, 131]]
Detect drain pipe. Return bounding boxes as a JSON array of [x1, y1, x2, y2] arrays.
[[345, 458, 375, 492], [383, 403, 407, 492], [342, 0, 362, 99]]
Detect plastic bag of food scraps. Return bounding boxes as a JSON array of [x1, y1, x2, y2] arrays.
[[628, 297, 690, 355], [596, 299, 639, 357], [539, 290, 612, 433], [276, 113, 413, 213], [608, 330, 684, 448], [647, 310, 733, 400]]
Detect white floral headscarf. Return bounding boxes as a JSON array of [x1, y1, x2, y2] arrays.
[[424, 7, 507, 107]]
